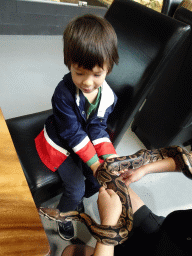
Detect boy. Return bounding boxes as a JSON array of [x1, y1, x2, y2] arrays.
[[35, 14, 119, 240]]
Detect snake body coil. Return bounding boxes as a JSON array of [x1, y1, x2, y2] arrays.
[[39, 146, 192, 245]]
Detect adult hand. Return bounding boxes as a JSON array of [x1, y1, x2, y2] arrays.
[[121, 157, 177, 186], [121, 166, 147, 186], [97, 187, 122, 226]]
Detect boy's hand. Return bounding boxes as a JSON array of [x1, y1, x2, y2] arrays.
[[91, 161, 101, 177], [91, 155, 119, 177], [97, 187, 122, 226], [106, 154, 119, 159]]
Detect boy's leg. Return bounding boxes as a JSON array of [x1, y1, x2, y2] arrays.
[[57, 156, 85, 212], [56, 156, 85, 240], [81, 161, 101, 198]]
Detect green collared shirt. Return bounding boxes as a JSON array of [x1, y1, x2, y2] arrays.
[[85, 87, 101, 119]]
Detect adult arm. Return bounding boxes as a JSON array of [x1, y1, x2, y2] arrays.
[[93, 187, 122, 256], [122, 149, 192, 186], [61, 187, 122, 256]]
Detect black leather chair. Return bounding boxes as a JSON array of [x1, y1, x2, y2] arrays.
[[114, 0, 182, 17], [6, 1, 191, 206], [6, 110, 64, 206], [105, 0, 190, 147], [131, 7, 192, 150]]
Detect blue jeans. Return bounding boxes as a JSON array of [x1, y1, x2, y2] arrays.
[[57, 153, 100, 212]]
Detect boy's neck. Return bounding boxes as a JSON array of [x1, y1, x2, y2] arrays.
[[83, 88, 99, 104]]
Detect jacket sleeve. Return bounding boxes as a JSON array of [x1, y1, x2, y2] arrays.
[[52, 85, 99, 167], [88, 106, 117, 159]]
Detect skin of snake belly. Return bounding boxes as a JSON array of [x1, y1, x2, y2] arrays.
[[39, 146, 192, 245]]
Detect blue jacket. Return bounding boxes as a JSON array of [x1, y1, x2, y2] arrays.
[[35, 72, 118, 172]]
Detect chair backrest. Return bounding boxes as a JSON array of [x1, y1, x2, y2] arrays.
[[161, 0, 182, 16], [104, 0, 191, 147], [131, 6, 192, 149]]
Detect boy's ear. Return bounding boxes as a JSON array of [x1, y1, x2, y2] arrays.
[[105, 62, 111, 75], [107, 69, 111, 75]]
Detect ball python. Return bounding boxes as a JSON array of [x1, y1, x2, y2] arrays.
[[39, 145, 192, 246]]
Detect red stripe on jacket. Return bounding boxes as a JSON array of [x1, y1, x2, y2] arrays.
[[35, 130, 68, 172], [75, 140, 97, 163], [94, 142, 117, 158]]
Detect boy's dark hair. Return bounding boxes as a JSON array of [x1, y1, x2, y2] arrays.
[[63, 14, 119, 73]]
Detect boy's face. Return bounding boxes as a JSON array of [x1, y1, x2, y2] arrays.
[[70, 63, 108, 94]]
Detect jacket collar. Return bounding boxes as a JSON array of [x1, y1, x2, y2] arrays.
[[98, 80, 115, 118], [75, 80, 115, 118]]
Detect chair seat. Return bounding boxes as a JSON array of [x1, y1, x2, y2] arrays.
[[6, 110, 63, 206]]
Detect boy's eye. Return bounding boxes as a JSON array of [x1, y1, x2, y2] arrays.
[[94, 74, 101, 77], [76, 73, 82, 76]]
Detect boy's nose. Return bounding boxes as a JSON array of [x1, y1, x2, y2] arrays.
[[83, 78, 93, 87]]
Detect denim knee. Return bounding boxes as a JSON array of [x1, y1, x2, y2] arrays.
[[64, 181, 85, 201], [57, 181, 85, 212]]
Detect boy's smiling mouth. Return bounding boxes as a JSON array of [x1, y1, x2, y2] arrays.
[[82, 88, 93, 93]]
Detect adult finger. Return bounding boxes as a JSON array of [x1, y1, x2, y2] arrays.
[[106, 189, 118, 198], [99, 186, 106, 193]]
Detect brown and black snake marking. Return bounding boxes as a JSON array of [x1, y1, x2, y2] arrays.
[[39, 146, 192, 245]]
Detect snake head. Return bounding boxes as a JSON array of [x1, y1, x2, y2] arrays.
[[100, 157, 134, 176], [39, 207, 66, 223]]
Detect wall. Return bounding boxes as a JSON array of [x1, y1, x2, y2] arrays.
[[0, 0, 107, 119], [1, 35, 66, 119], [0, 0, 107, 35]]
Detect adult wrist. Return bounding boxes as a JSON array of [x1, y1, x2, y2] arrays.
[[101, 220, 117, 226], [101, 216, 119, 226]]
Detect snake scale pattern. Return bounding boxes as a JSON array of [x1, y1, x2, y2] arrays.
[[39, 146, 192, 245]]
